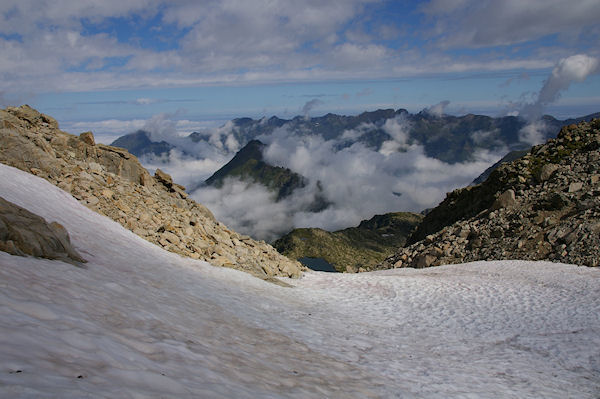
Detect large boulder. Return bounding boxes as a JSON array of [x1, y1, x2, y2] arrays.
[[0, 196, 85, 265]]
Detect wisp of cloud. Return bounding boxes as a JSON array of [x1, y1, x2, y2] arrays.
[[517, 54, 599, 145]]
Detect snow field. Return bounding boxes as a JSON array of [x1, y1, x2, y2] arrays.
[[0, 163, 599, 398]]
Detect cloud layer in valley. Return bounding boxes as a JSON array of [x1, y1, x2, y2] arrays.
[[191, 118, 503, 241], [79, 53, 600, 242], [129, 53, 599, 242]]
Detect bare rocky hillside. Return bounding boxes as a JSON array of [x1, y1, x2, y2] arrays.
[[0, 105, 302, 282], [379, 118, 600, 269]]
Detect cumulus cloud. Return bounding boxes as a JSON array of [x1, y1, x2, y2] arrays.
[[379, 115, 412, 156], [192, 178, 325, 241], [142, 112, 180, 142], [518, 120, 547, 146], [131, 114, 247, 186], [490, 54, 600, 144], [513, 54, 600, 144], [191, 123, 503, 241]]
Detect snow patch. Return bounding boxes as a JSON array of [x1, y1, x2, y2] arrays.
[[0, 163, 599, 398]]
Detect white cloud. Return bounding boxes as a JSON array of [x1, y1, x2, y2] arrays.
[[1, 0, 584, 96], [141, 148, 229, 189], [519, 54, 600, 120], [165, 0, 379, 73], [379, 116, 412, 156], [60, 114, 228, 145], [192, 178, 323, 241], [518, 120, 547, 146], [0, 0, 157, 35], [422, 0, 600, 48], [301, 99, 323, 119], [189, 124, 503, 241], [537, 55, 599, 105], [134, 98, 158, 105], [142, 112, 180, 142], [328, 43, 390, 69]]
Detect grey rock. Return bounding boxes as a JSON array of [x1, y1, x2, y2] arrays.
[[0, 196, 85, 265], [414, 254, 437, 268], [154, 168, 173, 188], [537, 163, 559, 182], [490, 189, 516, 211], [79, 131, 96, 146], [568, 182, 583, 193], [539, 192, 570, 211]]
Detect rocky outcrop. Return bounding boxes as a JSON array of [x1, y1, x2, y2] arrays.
[[379, 119, 600, 269], [0, 105, 303, 281], [0, 196, 85, 265]]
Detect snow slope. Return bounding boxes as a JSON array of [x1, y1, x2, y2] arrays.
[[0, 162, 599, 398]]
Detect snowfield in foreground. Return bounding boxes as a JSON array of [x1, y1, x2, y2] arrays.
[[0, 163, 599, 398]]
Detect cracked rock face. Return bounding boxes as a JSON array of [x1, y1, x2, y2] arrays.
[[0, 105, 303, 281], [379, 119, 600, 269], [0, 196, 86, 265]]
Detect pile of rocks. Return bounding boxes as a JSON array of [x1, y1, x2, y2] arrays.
[[379, 119, 600, 269], [0, 105, 303, 281]]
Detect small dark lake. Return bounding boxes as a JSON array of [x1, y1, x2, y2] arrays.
[[298, 257, 338, 273]]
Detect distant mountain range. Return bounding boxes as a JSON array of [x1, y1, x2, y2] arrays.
[[111, 108, 599, 201], [112, 109, 600, 164], [110, 109, 600, 248]]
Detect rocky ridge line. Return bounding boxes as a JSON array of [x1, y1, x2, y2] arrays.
[[0, 105, 303, 281], [378, 119, 600, 269]]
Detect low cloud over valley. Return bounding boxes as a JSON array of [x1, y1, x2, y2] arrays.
[[190, 117, 503, 241]]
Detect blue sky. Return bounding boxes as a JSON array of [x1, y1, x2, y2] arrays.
[[1, 0, 599, 143]]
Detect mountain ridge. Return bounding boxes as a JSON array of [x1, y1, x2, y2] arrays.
[[377, 118, 600, 270], [0, 105, 303, 281], [204, 139, 308, 201], [111, 109, 600, 166]]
